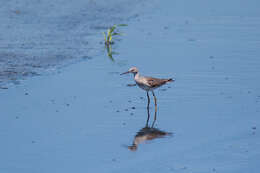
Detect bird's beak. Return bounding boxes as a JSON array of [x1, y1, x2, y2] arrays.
[[120, 71, 130, 75]]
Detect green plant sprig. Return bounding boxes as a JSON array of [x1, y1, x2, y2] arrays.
[[102, 24, 127, 46]]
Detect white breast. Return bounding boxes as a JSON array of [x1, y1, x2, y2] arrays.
[[134, 74, 151, 91]]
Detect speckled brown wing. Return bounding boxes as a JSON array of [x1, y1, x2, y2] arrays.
[[146, 77, 173, 88]]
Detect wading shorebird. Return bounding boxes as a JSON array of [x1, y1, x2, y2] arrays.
[[120, 67, 174, 109]]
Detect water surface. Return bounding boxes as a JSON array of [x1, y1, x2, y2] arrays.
[[1, 0, 260, 172]]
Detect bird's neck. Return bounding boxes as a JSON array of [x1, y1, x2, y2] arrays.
[[134, 72, 140, 79]]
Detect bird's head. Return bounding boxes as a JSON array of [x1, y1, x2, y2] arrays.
[[120, 67, 139, 75]]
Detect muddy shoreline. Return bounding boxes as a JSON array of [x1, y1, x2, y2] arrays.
[[0, 0, 154, 88]]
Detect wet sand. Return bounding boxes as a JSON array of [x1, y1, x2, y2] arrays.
[[0, 0, 154, 87]]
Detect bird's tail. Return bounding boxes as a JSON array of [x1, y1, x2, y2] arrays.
[[166, 78, 174, 82]]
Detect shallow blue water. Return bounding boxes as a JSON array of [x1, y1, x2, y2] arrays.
[[1, 0, 260, 172]]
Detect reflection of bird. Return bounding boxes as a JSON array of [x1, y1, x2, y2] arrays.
[[128, 127, 172, 151], [128, 101, 172, 151], [121, 67, 174, 109]]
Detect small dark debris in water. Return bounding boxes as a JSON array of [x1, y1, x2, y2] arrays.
[[82, 56, 92, 60], [164, 26, 169, 30], [212, 168, 216, 172], [22, 71, 39, 77], [83, 41, 88, 45], [116, 110, 120, 113], [15, 116, 19, 119], [112, 158, 117, 162], [14, 10, 21, 14], [122, 122, 126, 126], [168, 168, 175, 172], [128, 100, 132, 103], [131, 106, 135, 110], [66, 103, 70, 107], [31, 141, 36, 144], [140, 96, 144, 100], [252, 126, 256, 130], [248, 91, 251, 94], [160, 88, 167, 91], [188, 38, 196, 42], [25, 92, 29, 95], [32, 65, 41, 68], [124, 109, 128, 111], [130, 13, 139, 19], [181, 166, 187, 170], [13, 80, 20, 85], [109, 100, 112, 103], [56, 110, 59, 112], [127, 84, 136, 87], [168, 86, 171, 88], [130, 113, 134, 116], [0, 87, 8, 89], [209, 56, 214, 59]]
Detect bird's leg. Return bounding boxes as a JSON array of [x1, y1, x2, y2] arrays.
[[146, 104, 150, 127], [152, 91, 157, 126], [146, 91, 150, 109], [151, 105, 157, 127], [146, 91, 150, 126], [152, 90, 157, 112]]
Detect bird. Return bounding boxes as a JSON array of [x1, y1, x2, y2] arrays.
[[120, 67, 174, 109]]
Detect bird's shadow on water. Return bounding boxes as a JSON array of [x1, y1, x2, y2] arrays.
[[127, 101, 173, 151]]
